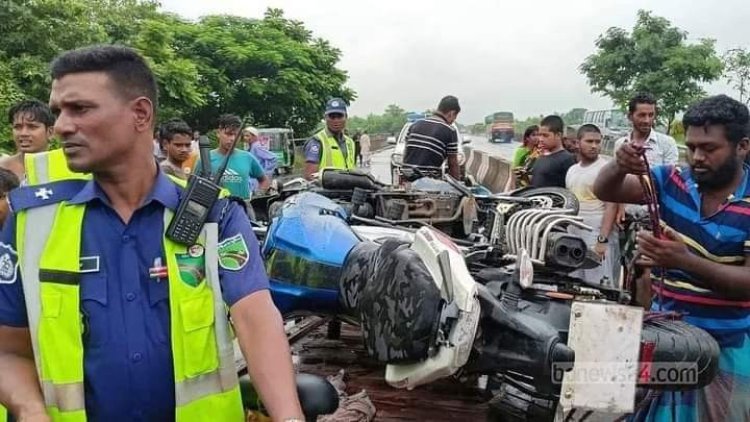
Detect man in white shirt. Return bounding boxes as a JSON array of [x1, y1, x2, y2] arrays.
[[614, 93, 680, 225], [566, 124, 619, 287], [613, 93, 679, 292], [614, 93, 679, 166]]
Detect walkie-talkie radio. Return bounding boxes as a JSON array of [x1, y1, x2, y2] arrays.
[[166, 117, 249, 245]]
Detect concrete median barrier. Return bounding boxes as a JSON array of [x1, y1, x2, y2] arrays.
[[464, 148, 511, 193]]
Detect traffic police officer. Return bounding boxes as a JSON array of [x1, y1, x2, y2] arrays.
[[0, 45, 303, 422], [303, 98, 356, 180]]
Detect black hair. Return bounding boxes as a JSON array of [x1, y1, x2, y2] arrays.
[[437, 96, 461, 113], [51, 45, 158, 112], [628, 93, 657, 114], [682, 95, 750, 145], [0, 167, 20, 195], [577, 124, 602, 139], [523, 125, 538, 140], [217, 114, 242, 130], [540, 115, 564, 135], [8, 99, 55, 127], [159, 118, 193, 142]]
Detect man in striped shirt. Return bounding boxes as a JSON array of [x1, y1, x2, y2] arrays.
[[402, 96, 461, 179], [594, 95, 750, 421]]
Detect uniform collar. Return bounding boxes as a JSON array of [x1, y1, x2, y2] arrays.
[[68, 170, 180, 210]]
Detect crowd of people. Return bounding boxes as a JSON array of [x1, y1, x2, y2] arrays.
[[152, 115, 275, 200], [500, 93, 681, 288], [0, 42, 748, 422]]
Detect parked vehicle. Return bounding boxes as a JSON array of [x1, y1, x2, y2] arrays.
[[257, 128, 295, 174], [581, 109, 630, 141]]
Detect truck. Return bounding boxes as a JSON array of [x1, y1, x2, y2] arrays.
[[485, 111, 515, 143], [581, 109, 629, 141]]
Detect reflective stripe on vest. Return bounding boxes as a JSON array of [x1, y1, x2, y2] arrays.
[[16, 150, 92, 414], [24, 149, 90, 185], [316, 130, 355, 170], [17, 154, 243, 421]]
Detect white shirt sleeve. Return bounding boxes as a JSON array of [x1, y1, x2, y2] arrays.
[[661, 135, 679, 166]]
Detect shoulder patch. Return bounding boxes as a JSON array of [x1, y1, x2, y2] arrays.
[[218, 234, 249, 271], [0, 242, 18, 285], [9, 180, 89, 212]]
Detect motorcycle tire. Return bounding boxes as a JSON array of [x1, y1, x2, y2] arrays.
[[639, 318, 719, 390], [510, 186, 579, 215]]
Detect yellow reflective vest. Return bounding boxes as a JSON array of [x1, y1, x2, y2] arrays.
[[315, 129, 355, 170], [9, 150, 244, 421], [24, 148, 91, 184]]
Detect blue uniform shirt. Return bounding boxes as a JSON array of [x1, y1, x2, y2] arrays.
[[0, 172, 269, 421]]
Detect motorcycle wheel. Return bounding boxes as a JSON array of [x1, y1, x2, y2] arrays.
[[639, 318, 719, 390], [510, 186, 579, 215]]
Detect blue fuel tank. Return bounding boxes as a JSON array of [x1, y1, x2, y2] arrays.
[[262, 192, 360, 315]]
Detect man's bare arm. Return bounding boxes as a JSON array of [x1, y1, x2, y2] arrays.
[[257, 175, 271, 191], [599, 202, 619, 239], [446, 155, 460, 179], [637, 230, 750, 300], [592, 160, 645, 204], [0, 326, 48, 420], [303, 162, 318, 181], [231, 290, 303, 421], [680, 254, 750, 300]]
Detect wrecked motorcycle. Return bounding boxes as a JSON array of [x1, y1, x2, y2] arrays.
[[260, 189, 720, 421]]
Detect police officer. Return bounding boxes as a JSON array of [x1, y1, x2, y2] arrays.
[[303, 98, 356, 180], [0, 45, 303, 422]]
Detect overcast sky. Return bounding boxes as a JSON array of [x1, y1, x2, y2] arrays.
[[159, 0, 749, 123]]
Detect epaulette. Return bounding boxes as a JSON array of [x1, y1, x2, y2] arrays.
[[9, 180, 89, 212]]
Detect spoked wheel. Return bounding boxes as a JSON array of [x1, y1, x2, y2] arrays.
[[510, 187, 579, 214]]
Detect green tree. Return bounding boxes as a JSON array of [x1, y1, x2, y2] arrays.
[[580, 10, 723, 133], [381, 104, 407, 134], [176, 9, 354, 136], [562, 108, 587, 126], [0, 0, 161, 148], [346, 104, 407, 135], [723, 48, 750, 105], [468, 123, 486, 135], [0, 2, 354, 149], [513, 115, 543, 134]]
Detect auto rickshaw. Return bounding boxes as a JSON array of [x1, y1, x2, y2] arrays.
[[256, 128, 295, 174]]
